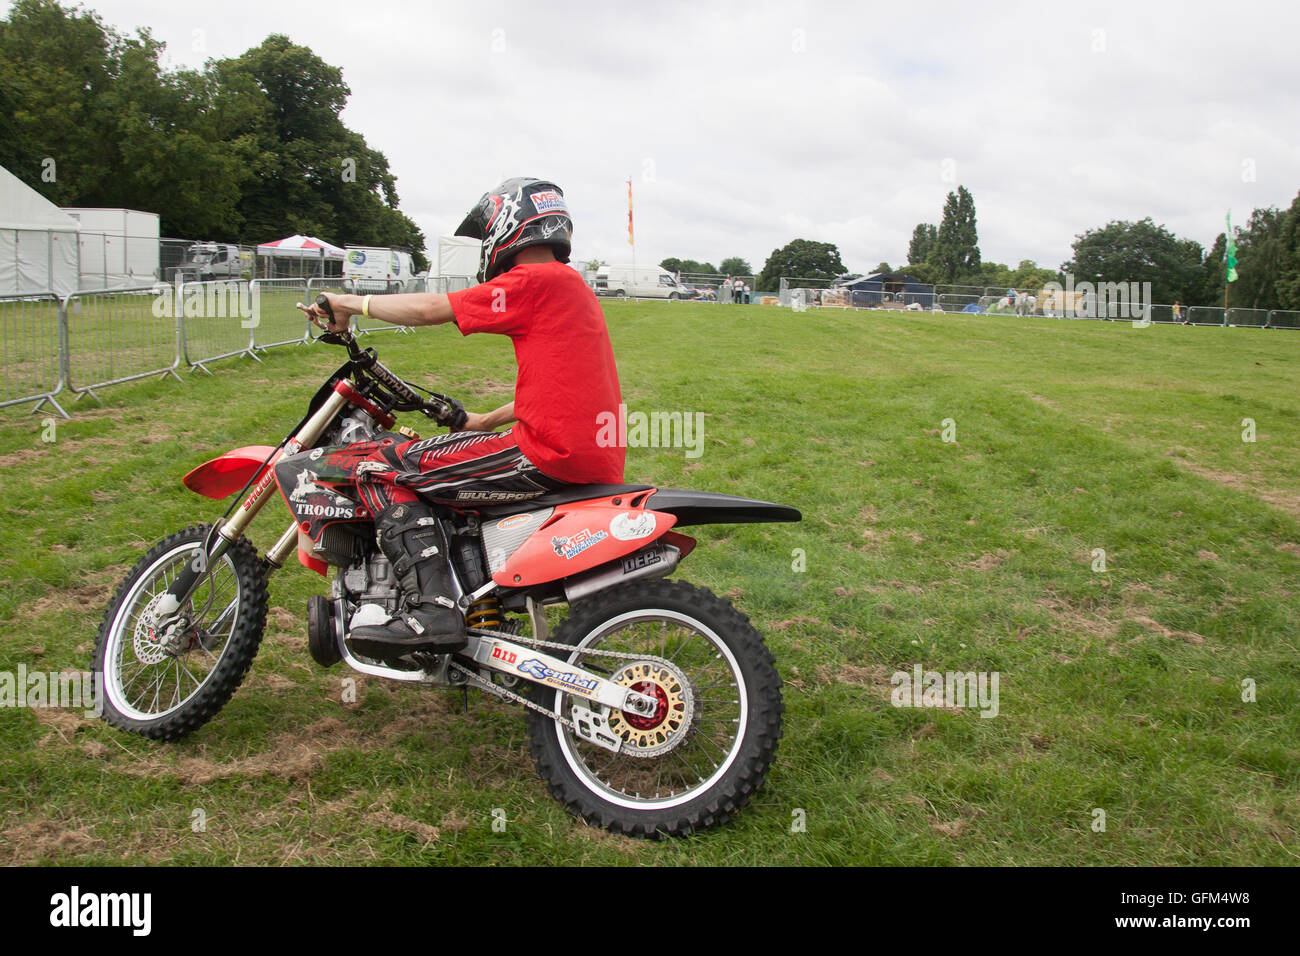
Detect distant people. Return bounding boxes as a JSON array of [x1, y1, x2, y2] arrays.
[[742, 282, 751, 304], [721, 276, 734, 304], [1172, 301, 1183, 324]]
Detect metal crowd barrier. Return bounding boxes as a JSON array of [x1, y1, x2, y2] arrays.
[[177, 279, 258, 373], [304, 278, 352, 341], [65, 287, 182, 402], [249, 278, 310, 350], [1185, 306, 1226, 327], [8, 277, 1294, 420], [1227, 308, 1269, 328], [0, 293, 68, 417]]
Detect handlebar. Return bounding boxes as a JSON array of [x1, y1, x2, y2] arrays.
[[304, 294, 467, 430]]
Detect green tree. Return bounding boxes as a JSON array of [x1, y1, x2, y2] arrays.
[[872, 261, 892, 275], [1200, 232, 1226, 307], [215, 35, 426, 258], [0, 0, 123, 205], [1008, 260, 1059, 292], [1229, 203, 1298, 310], [756, 239, 846, 291], [0, 3, 426, 261], [661, 258, 718, 275], [1061, 218, 1204, 307], [928, 186, 980, 283], [719, 257, 752, 276], [907, 223, 936, 265], [1275, 192, 1300, 310]]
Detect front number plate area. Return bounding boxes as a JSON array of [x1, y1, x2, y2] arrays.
[[468, 637, 656, 714]]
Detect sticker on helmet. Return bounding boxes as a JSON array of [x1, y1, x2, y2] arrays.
[[529, 190, 567, 214]]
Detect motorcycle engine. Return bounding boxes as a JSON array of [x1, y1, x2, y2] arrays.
[[333, 408, 382, 446], [336, 551, 400, 617]]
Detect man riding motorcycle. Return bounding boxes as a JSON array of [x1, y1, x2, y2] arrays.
[[295, 178, 624, 659]]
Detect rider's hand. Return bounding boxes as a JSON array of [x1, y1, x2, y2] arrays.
[[296, 294, 354, 333], [456, 412, 493, 433]]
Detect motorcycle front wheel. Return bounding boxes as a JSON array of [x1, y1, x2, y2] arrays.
[[526, 578, 783, 838], [93, 524, 268, 741]]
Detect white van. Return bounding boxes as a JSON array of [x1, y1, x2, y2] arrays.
[[345, 246, 415, 291], [596, 265, 695, 299]]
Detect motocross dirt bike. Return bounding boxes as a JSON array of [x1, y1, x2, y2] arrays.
[[93, 301, 801, 837]]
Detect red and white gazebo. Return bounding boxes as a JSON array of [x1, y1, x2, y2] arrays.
[[255, 234, 345, 278], [255, 234, 345, 259]]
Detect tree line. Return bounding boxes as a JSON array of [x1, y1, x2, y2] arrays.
[[0, 0, 428, 269], [672, 184, 1300, 309]]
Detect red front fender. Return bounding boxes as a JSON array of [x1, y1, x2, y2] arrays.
[[182, 445, 279, 500]]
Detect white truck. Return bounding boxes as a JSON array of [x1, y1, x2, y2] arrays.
[[169, 242, 245, 282], [595, 264, 696, 299], [344, 246, 415, 292], [61, 206, 160, 289]]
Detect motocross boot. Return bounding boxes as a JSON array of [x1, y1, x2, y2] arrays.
[[348, 501, 467, 656]]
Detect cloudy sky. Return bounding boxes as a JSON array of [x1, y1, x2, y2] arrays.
[[55, 0, 1300, 274]]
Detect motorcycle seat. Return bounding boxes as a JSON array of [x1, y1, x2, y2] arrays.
[[473, 483, 654, 517]]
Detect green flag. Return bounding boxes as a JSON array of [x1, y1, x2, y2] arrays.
[[1226, 211, 1239, 283]]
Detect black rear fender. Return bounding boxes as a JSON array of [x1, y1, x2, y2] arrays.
[[646, 488, 801, 527]]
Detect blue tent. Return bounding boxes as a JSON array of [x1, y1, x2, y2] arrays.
[[839, 272, 936, 309]]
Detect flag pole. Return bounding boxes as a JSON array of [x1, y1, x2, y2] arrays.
[[627, 176, 636, 296]]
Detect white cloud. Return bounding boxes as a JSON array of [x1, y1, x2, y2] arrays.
[[66, 0, 1300, 274]]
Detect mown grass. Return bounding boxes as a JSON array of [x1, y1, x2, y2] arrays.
[[1, 301, 1297, 865]]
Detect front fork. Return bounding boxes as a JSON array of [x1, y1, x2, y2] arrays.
[[155, 390, 352, 618]]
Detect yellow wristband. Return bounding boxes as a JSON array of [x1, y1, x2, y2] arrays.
[[362, 295, 372, 319]]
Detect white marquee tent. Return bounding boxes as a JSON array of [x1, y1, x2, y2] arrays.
[[0, 165, 80, 297], [436, 235, 480, 280]]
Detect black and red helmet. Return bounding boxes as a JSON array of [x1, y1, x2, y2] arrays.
[[454, 177, 573, 283]]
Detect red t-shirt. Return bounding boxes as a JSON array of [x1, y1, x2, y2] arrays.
[[447, 261, 625, 484]]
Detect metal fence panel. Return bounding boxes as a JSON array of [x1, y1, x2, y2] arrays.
[[65, 287, 182, 398], [0, 293, 68, 416], [938, 293, 980, 313], [1269, 310, 1300, 329], [1186, 306, 1226, 326], [249, 278, 309, 350], [1227, 308, 1269, 328], [177, 280, 256, 371]]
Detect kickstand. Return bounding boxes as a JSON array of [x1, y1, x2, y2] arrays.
[[461, 685, 469, 713]]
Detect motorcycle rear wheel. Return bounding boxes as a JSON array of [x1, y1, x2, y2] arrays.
[[526, 578, 783, 838], [93, 524, 268, 741]]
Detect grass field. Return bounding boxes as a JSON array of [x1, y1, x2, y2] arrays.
[[1, 301, 1297, 865]]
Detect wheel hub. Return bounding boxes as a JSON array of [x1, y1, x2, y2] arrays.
[[607, 660, 694, 757], [133, 593, 173, 665]]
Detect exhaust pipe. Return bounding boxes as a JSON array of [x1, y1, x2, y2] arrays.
[[564, 542, 680, 603]]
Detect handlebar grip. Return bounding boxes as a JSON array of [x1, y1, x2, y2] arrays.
[[315, 293, 337, 325]]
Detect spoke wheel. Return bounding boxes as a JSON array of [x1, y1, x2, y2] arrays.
[[93, 525, 267, 740], [526, 578, 782, 838]]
